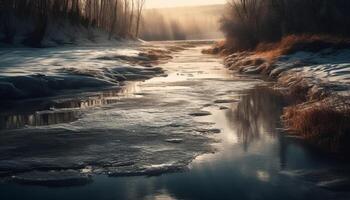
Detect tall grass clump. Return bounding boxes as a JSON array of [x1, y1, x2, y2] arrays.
[[283, 98, 350, 152], [221, 0, 350, 51]]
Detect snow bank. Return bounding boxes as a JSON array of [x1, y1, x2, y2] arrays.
[[224, 48, 350, 96], [0, 75, 114, 100], [0, 44, 170, 101]]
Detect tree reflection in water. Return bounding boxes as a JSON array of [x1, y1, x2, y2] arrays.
[[227, 86, 285, 151]]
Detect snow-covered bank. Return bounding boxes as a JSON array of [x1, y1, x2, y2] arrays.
[[0, 43, 186, 101], [225, 48, 350, 94], [222, 48, 350, 153]]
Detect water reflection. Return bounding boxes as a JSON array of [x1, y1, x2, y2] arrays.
[[0, 111, 79, 130], [228, 86, 285, 151], [228, 86, 289, 169], [0, 83, 141, 130]]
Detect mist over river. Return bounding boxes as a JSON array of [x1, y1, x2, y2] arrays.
[[140, 5, 224, 41]]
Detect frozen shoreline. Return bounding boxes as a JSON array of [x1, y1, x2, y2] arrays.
[[223, 47, 350, 152]]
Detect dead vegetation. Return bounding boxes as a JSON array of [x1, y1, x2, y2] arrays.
[[278, 70, 350, 153], [211, 34, 350, 79], [210, 35, 350, 153], [283, 97, 350, 152], [98, 48, 175, 67], [255, 35, 350, 60], [202, 41, 228, 55]]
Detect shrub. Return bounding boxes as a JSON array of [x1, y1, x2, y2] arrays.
[[283, 98, 350, 152]]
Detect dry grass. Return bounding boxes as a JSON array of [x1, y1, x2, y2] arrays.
[[202, 40, 230, 55], [276, 72, 334, 103], [205, 35, 350, 61], [98, 48, 174, 67], [139, 49, 173, 61], [283, 98, 350, 152], [286, 84, 310, 103], [255, 35, 350, 59]]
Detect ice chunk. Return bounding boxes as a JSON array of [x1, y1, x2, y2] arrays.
[[189, 111, 212, 117]]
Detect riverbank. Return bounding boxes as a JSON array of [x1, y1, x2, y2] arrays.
[[207, 36, 350, 154]]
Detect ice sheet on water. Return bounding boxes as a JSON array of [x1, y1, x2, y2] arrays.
[[0, 84, 219, 181], [0, 124, 215, 181]]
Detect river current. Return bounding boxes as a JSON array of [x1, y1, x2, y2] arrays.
[[0, 41, 349, 200]]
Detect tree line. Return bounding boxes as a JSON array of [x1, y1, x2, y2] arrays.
[[221, 0, 350, 50], [0, 0, 146, 45]]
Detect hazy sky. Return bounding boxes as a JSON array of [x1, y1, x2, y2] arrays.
[[146, 0, 227, 8]]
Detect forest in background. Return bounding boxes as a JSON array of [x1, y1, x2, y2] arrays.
[[0, 0, 145, 46], [221, 0, 350, 51]]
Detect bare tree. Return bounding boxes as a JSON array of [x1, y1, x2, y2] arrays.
[[0, 0, 148, 45], [135, 0, 146, 37], [129, 0, 135, 36], [109, 0, 119, 40]]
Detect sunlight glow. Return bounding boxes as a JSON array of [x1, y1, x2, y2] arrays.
[[257, 170, 270, 182], [146, 0, 227, 8]]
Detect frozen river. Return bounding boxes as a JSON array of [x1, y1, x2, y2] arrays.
[[0, 41, 349, 200]]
